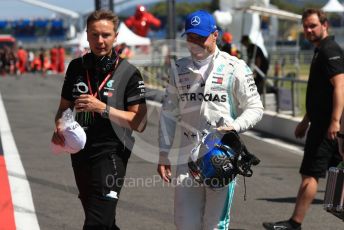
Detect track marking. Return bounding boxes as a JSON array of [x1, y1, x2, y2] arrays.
[[244, 130, 304, 156], [0, 155, 16, 230], [0, 92, 40, 230]]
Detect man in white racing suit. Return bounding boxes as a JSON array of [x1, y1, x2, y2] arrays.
[[157, 10, 264, 230]]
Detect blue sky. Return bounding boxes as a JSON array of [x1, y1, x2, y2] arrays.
[[0, 0, 96, 19], [0, 0, 169, 19], [0, 0, 210, 20]]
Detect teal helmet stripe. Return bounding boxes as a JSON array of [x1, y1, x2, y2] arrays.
[[218, 179, 236, 229]]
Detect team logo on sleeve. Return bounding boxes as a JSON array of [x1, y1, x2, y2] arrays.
[[328, 55, 341, 61], [138, 80, 146, 96]]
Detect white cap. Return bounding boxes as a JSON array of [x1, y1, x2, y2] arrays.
[[51, 121, 86, 154]]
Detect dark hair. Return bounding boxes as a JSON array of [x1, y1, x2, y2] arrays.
[[86, 10, 119, 32], [240, 35, 250, 44], [302, 8, 328, 25]]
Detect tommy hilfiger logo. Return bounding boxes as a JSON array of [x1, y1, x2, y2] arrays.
[[212, 76, 223, 85], [103, 91, 113, 97]]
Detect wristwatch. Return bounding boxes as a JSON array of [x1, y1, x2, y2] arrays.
[[101, 104, 110, 119]]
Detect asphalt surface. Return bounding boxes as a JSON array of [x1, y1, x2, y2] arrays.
[[0, 74, 342, 230]]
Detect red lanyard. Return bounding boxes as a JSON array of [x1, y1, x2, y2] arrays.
[[85, 71, 113, 118], [84, 57, 119, 118], [86, 57, 119, 98], [86, 70, 113, 98]]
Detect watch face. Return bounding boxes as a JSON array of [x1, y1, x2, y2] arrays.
[[102, 105, 110, 118]]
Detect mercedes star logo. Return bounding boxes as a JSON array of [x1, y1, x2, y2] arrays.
[[191, 16, 200, 26]]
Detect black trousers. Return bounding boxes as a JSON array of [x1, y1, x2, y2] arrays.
[[72, 151, 128, 230]]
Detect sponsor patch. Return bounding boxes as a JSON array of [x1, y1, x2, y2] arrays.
[[106, 80, 114, 88], [329, 56, 341, 60], [180, 93, 227, 102], [103, 91, 113, 97], [211, 86, 226, 91], [212, 76, 223, 85]]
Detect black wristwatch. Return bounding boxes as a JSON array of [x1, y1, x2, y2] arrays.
[[101, 104, 110, 119]]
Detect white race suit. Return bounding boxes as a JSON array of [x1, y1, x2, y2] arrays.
[[159, 47, 263, 230]]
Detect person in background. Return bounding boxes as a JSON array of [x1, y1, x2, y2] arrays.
[[115, 43, 133, 59], [263, 8, 344, 230], [31, 51, 42, 73], [241, 35, 270, 94], [125, 4, 161, 37], [157, 10, 263, 230], [39, 47, 46, 74], [338, 113, 344, 164], [16, 46, 27, 74], [0, 48, 4, 75], [50, 46, 58, 73], [221, 32, 239, 57], [27, 50, 34, 72], [57, 45, 65, 74], [4, 46, 17, 74], [51, 10, 147, 229]]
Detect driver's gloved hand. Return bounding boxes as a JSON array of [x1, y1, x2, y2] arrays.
[[242, 148, 260, 166]]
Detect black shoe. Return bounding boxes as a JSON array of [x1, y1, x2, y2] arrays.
[[262, 220, 301, 230]]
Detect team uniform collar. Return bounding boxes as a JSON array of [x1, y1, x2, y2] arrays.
[[190, 47, 220, 69], [317, 35, 334, 49]]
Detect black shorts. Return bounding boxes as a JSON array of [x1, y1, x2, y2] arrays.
[[300, 125, 341, 178], [72, 150, 128, 230]]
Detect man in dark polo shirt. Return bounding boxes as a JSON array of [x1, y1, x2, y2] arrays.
[[51, 10, 147, 230], [263, 8, 344, 230]]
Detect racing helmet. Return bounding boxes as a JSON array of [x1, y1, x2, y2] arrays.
[[188, 130, 260, 189]]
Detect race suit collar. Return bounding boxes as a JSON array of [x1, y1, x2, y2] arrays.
[[192, 47, 219, 69]]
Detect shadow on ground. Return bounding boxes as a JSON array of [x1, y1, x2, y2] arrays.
[[257, 197, 323, 204]]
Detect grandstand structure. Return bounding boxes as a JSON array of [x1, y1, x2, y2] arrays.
[[0, 18, 66, 43], [0, 0, 84, 49], [0, 0, 167, 49]]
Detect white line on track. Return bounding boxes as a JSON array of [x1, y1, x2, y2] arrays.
[[243, 130, 304, 156], [0, 92, 40, 230]]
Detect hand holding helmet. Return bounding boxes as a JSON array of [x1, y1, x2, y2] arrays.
[[188, 129, 260, 189]]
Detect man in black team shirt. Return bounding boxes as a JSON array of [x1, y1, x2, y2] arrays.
[[51, 10, 147, 230], [263, 8, 344, 230]]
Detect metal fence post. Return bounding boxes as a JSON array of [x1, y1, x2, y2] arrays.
[[291, 79, 296, 116]]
